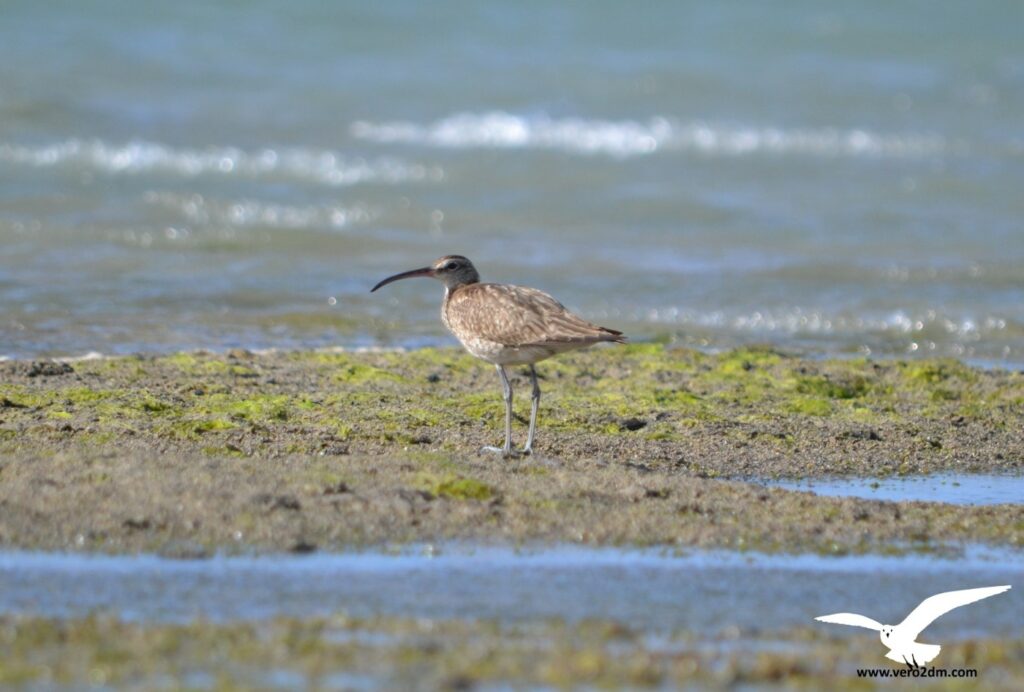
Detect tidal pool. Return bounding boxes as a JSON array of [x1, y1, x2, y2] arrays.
[[765, 473, 1024, 506], [0, 545, 1019, 639]]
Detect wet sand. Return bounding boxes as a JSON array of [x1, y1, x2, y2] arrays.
[[0, 345, 1021, 555]]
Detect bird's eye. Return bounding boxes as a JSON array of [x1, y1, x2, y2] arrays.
[[444, 262, 457, 271]]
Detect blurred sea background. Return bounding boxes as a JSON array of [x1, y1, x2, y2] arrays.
[[2, 1, 1022, 365]]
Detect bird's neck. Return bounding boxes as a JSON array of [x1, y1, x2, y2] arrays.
[[444, 280, 477, 297]]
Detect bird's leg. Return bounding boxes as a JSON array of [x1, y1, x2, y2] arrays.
[[482, 365, 515, 457], [498, 365, 514, 455], [902, 654, 924, 671], [522, 365, 541, 455]]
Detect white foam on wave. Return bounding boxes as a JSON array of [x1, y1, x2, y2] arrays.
[[54, 352, 106, 363], [143, 192, 376, 231], [0, 139, 444, 186], [351, 111, 948, 158], [637, 306, 1013, 341], [0, 346, 410, 365]]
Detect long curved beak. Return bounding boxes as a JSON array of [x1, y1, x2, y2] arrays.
[[370, 266, 434, 292]]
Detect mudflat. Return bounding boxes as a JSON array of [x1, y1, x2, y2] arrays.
[[0, 345, 1021, 555], [0, 613, 1019, 689]]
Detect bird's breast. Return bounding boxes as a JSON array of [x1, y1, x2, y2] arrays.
[[440, 295, 453, 334]]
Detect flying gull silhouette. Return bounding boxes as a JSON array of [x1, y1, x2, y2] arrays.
[[816, 585, 1011, 667]]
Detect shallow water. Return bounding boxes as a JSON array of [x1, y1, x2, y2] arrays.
[[0, 546, 1020, 639], [766, 474, 1024, 506], [1, 3, 1024, 363]]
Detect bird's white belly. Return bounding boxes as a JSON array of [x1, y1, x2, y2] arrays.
[[456, 335, 556, 365], [884, 641, 942, 665]]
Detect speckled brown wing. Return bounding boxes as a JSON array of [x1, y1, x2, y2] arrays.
[[445, 283, 624, 347]]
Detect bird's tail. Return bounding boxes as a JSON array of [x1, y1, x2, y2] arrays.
[[599, 327, 627, 344], [916, 644, 942, 665]]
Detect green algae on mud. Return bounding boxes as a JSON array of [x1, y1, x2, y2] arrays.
[[1, 614, 1021, 690], [0, 345, 1021, 554]]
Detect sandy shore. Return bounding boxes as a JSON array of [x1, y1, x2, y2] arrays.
[[0, 345, 1021, 555]]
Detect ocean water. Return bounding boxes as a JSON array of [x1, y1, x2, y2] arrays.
[[764, 473, 1024, 506], [1, 546, 1021, 638], [2, 1, 1023, 362]]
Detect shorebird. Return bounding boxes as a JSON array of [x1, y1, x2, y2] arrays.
[[371, 255, 625, 457], [816, 585, 1011, 668]]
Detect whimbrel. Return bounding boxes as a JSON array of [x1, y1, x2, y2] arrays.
[[371, 255, 625, 457]]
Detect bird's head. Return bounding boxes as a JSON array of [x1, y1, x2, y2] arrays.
[[371, 255, 480, 293], [880, 626, 894, 643]]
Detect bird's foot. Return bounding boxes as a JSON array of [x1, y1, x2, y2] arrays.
[[481, 445, 521, 459], [903, 655, 925, 672]]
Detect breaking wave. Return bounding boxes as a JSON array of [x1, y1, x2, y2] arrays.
[[0, 139, 444, 186], [351, 112, 949, 158], [631, 306, 1019, 358], [143, 192, 376, 232]]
